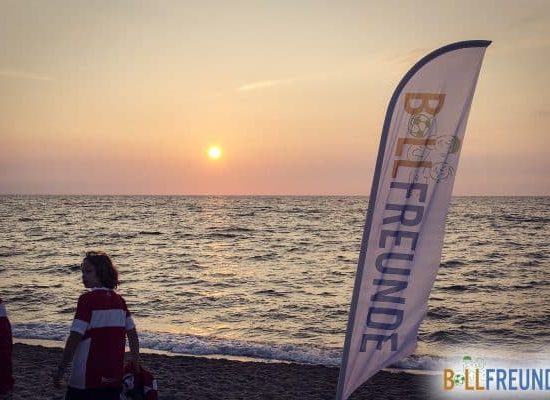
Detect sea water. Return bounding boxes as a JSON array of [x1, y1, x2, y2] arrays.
[[0, 196, 548, 369]]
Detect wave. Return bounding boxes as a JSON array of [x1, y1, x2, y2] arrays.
[[236, 212, 255, 217], [426, 307, 454, 320], [439, 284, 478, 292], [527, 251, 548, 260], [108, 233, 138, 239], [501, 215, 550, 224], [0, 251, 25, 257], [424, 330, 483, 344], [253, 289, 288, 297], [11, 322, 547, 370], [12, 322, 444, 370], [12, 322, 340, 365], [206, 233, 239, 239], [220, 227, 255, 233], [249, 253, 278, 261], [440, 260, 465, 268]]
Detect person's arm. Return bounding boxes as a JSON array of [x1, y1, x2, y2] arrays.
[[127, 327, 140, 371], [53, 331, 82, 387]]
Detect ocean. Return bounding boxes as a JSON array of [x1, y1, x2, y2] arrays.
[[1, 195, 549, 370]]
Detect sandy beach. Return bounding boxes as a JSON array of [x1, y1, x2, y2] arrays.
[[8, 343, 440, 399]]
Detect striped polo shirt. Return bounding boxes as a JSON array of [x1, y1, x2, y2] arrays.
[[69, 288, 136, 389]]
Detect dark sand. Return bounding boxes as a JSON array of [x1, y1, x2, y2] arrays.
[[9, 343, 442, 399]]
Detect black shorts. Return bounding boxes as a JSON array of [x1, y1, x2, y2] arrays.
[[65, 386, 120, 400]]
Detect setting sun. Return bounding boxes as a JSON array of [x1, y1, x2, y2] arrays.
[[208, 146, 222, 160]]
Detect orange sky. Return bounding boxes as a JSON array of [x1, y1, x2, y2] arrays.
[[1, 1, 549, 195]]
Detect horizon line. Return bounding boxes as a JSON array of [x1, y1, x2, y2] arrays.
[[1, 192, 548, 197]]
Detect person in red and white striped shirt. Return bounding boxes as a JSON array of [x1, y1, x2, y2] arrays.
[[53, 251, 141, 400], [0, 297, 14, 396]]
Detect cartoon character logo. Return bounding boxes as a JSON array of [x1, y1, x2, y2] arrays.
[[404, 114, 460, 183], [429, 162, 454, 182], [407, 145, 430, 161], [408, 113, 434, 138], [435, 135, 461, 156]]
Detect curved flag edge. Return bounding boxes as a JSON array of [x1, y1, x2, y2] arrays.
[[335, 39, 491, 400]]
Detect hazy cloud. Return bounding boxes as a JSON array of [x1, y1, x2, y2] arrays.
[[236, 73, 334, 92], [384, 48, 429, 67], [236, 78, 295, 92], [0, 68, 54, 81]]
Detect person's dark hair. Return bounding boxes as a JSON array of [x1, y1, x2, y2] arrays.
[[84, 251, 119, 289]]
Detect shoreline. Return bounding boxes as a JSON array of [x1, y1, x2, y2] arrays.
[[13, 337, 282, 364], [14, 337, 440, 375], [11, 342, 441, 399]]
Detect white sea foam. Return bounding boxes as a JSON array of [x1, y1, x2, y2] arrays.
[[12, 322, 446, 370]]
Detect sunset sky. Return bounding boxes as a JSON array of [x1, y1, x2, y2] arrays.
[[1, 0, 549, 195]]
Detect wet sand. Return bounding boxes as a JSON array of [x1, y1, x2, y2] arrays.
[[9, 343, 441, 399]]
